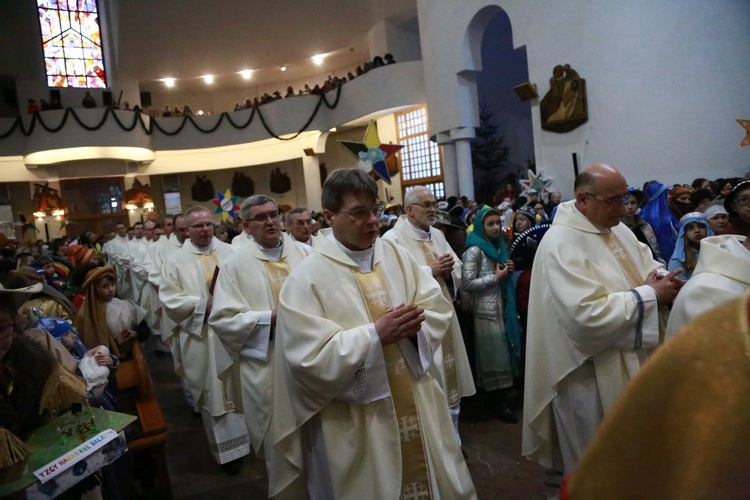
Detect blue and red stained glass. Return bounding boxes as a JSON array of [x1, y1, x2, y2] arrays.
[[37, 0, 106, 88]]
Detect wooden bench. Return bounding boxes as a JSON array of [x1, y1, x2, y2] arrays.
[[116, 342, 172, 498]]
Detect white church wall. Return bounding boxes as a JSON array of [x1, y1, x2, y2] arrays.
[[418, 0, 750, 197]]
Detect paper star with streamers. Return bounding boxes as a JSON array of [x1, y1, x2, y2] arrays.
[[59, 214, 74, 231], [520, 169, 554, 196], [144, 210, 160, 222], [211, 189, 240, 221], [339, 121, 403, 185], [737, 118, 750, 148], [14, 213, 37, 237]]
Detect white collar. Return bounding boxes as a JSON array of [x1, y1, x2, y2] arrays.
[[408, 221, 431, 241], [255, 238, 283, 262], [328, 232, 374, 272]]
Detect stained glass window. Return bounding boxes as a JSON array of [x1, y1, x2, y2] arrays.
[[37, 0, 106, 88]]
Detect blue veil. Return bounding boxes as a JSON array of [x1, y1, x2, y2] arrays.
[[639, 182, 679, 261]]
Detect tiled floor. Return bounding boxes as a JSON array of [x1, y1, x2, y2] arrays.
[[146, 350, 545, 499]]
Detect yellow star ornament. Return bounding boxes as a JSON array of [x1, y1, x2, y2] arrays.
[[737, 118, 750, 148]]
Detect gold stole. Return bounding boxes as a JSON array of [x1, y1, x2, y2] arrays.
[[263, 259, 291, 305], [600, 233, 642, 287], [600, 232, 667, 340], [198, 251, 235, 411], [419, 241, 460, 407], [198, 252, 219, 294], [354, 265, 433, 500]]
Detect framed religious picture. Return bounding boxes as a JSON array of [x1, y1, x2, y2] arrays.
[[540, 64, 588, 133]]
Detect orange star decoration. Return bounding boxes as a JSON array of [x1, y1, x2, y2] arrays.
[[737, 118, 750, 148]]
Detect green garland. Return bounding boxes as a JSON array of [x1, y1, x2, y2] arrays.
[[0, 85, 342, 141]]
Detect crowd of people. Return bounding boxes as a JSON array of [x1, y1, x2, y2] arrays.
[[228, 53, 397, 113], [0, 166, 748, 497], [24, 54, 398, 120]]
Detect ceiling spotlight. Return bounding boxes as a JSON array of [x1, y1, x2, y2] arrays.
[[163, 78, 175, 87], [197, 110, 204, 116], [239, 70, 252, 80], [312, 54, 325, 65], [203, 74, 214, 84], [280, 66, 287, 72]]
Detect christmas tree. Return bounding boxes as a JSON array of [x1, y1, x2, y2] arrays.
[[471, 102, 510, 204]]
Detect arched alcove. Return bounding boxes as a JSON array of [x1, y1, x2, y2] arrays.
[[463, 6, 534, 204]]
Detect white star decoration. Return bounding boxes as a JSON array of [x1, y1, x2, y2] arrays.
[[519, 169, 554, 197]]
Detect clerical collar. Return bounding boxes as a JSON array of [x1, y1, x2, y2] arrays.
[[256, 238, 283, 262], [408, 221, 431, 241], [194, 240, 213, 255], [328, 232, 374, 272]]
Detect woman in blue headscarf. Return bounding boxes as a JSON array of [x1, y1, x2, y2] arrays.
[[639, 182, 681, 261], [668, 212, 714, 280], [461, 207, 522, 423]]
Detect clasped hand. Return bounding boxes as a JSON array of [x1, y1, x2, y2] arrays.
[[430, 253, 455, 278], [645, 268, 685, 306], [374, 303, 425, 345]]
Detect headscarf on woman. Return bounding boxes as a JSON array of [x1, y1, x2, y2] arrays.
[[465, 207, 522, 370], [667, 212, 714, 280], [639, 182, 679, 262], [74, 266, 121, 356], [668, 185, 692, 219]]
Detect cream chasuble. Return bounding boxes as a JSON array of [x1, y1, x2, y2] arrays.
[[159, 237, 240, 415], [108, 235, 133, 300], [209, 235, 311, 493], [666, 235, 750, 338], [159, 237, 249, 464], [522, 201, 665, 469], [154, 233, 184, 351], [382, 216, 475, 406], [270, 236, 476, 499]]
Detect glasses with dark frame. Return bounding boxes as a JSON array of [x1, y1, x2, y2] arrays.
[[246, 211, 280, 223]]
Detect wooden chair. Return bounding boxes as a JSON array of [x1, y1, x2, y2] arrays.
[[116, 342, 172, 498]]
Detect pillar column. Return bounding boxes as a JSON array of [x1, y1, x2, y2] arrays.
[[438, 134, 459, 198], [301, 155, 323, 212], [454, 138, 475, 200]]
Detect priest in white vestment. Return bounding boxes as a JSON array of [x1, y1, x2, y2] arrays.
[[271, 169, 475, 499], [210, 195, 311, 496], [382, 185, 475, 438], [666, 182, 750, 337], [127, 221, 149, 303], [284, 207, 318, 246], [522, 164, 683, 476], [159, 206, 250, 470], [131, 221, 159, 331], [108, 222, 133, 300]]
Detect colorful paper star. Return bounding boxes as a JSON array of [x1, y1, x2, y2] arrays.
[[339, 121, 403, 185], [737, 118, 750, 148], [520, 169, 554, 196], [14, 213, 37, 237], [59, 214, 75, 231], [211, 189, 240, 221]]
